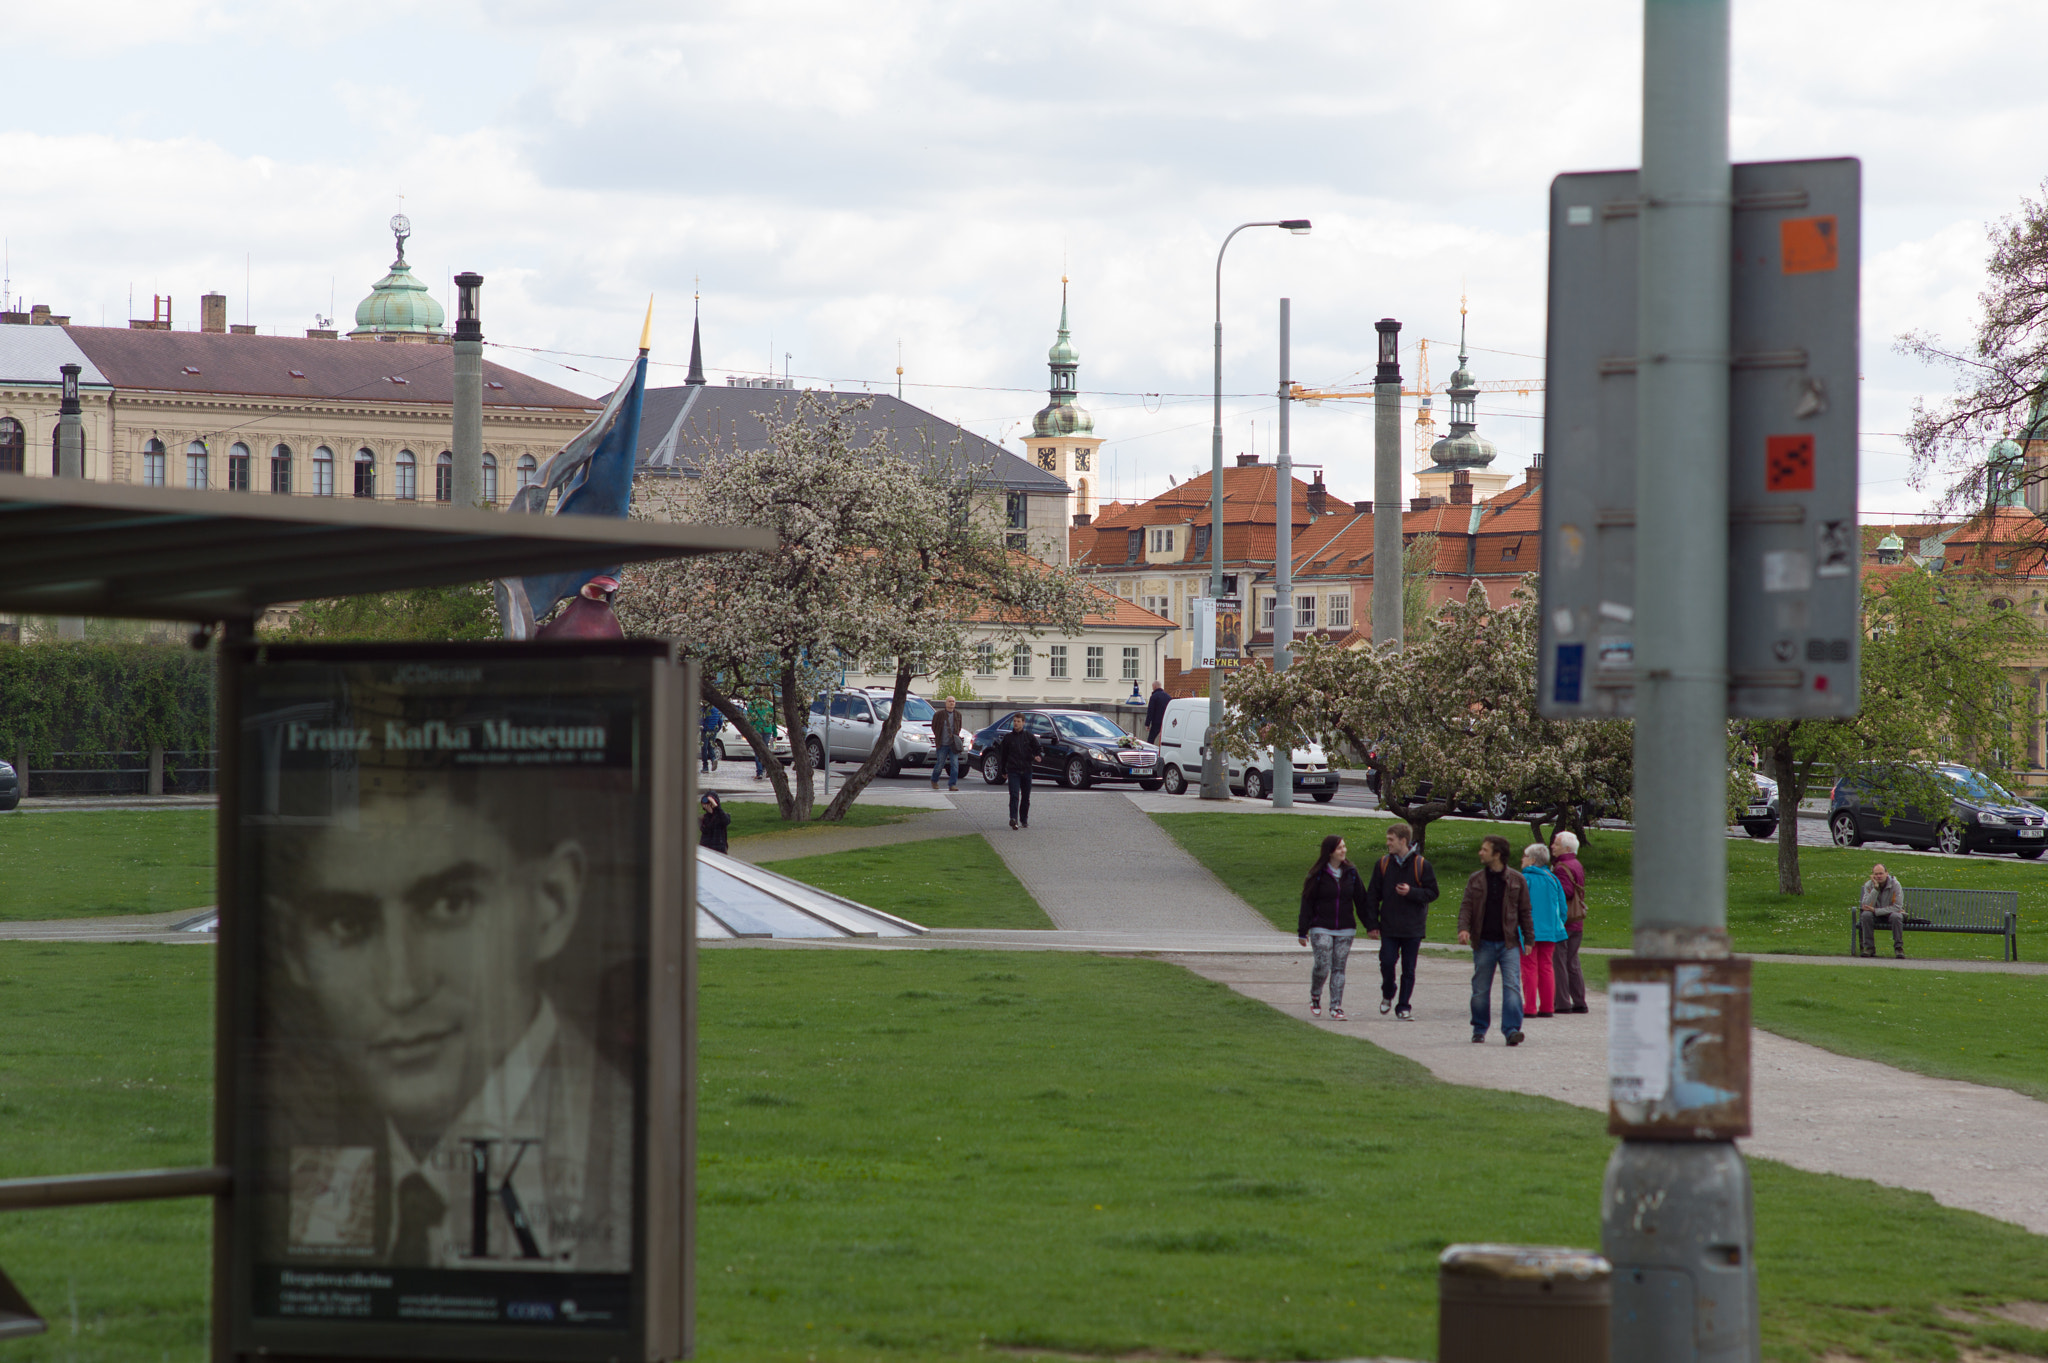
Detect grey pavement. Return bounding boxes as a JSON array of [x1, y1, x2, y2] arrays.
[[0, 906, 215, 944], [729, 807, 980, 864], [947, 788, 1278, 934], [9, 795, 217, 814]]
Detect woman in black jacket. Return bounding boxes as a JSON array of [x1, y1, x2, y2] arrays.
[[698, 792, 731, 853], [1296, 833, 1367, 1020]]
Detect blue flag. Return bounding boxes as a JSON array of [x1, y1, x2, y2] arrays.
[[496, 346, 648, 637]]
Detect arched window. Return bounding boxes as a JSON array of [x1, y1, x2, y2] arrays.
[[312, 446, 334, 497], [435, 450, 452, 503], [186, 440, 209, 489], [517, 453, 539, 492], [353, 447, 376, 499], [228, 442, 252, 491], [142, 438, 166, 486], [270, 444, 293, 495], [482, 452, 498, 505], [394, 449, 417, 501], [0, 418, 21, 475]]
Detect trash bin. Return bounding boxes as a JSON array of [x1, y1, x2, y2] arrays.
[[1438, 1243, 1610, 1363]]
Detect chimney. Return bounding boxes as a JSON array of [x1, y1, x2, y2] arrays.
[[1235, 453, 1260, 467], [28, 304, 51, 325], [201, 293, 228, 334], [1307, 472, 1327, 516], [1411, 496, 1434, 512], [230, 324, 256, 335], [1072, 512, 1092, 527], [1449, 470, 1474, 506], [1352, 500, 1372, 514], [305, 328, 338, 340], [1526, 452, 1544, 487]]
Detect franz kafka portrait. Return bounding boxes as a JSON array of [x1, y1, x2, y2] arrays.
[[253, 761, 638, 1274]]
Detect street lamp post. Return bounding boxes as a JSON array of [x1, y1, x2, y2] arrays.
[[452, 272, 484, 509], [1272, 297, 1294, 809], [1203, 218, 1310, 802], [1373, 318, 1403, 649]]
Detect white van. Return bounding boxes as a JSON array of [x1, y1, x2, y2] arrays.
[[1154, 696, 1339, 802]]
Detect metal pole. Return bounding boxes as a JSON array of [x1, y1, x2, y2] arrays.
[[55, 363, 84, 640], [1271, 298, 1294, 809], [452, 272, 484, 509], [1603, 3, 1758, 1360], [1373, 319, 1403, 648]]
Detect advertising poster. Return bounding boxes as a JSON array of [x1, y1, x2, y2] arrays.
[[225, 643, 685, 1362], [1213, 597, 1243, 669]]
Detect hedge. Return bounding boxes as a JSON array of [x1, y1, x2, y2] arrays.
[[0, 643, 215, 769]]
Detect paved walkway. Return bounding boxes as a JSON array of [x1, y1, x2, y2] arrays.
[[11, 795, 217, 813], [0, 906, 214, 944], [730, 808, 980, 864]]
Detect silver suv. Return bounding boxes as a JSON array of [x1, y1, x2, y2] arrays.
[[804, 688, 936, 779]]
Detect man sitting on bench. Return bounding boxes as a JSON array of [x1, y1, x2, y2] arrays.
[[1859, 863, 1905, 959]]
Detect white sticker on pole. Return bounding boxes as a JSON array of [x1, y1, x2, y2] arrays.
[[1607, 980, 1671, 1104]]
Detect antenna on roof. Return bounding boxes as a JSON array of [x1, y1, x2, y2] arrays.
[[896, 339, 903, 399]]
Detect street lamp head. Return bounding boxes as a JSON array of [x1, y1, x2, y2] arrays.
[[59, 362, 80, 412], [1280, 219, 1313, 234], [1375, 318, 1401, 383], [453, 272, 484, 342]]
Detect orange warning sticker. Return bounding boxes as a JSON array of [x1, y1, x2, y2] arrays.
[[1780, 215, 1839, 274], [1766, 434, 1815, 492]]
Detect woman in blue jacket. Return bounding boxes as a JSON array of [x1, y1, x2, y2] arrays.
[[1520, 843, 1570, 1019], [1297, 834, 1368, 1021]]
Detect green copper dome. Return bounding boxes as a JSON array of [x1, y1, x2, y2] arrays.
[[1430, 305, 1495, 468], [1032, 279, 1093, 436], [349, 218, 446, 342]]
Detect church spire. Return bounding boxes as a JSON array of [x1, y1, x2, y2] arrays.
[[685, 287, 706, 386], [1032, 275, 1092, 437]]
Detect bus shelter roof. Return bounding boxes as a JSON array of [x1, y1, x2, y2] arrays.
[[0, 473, 771, 622]]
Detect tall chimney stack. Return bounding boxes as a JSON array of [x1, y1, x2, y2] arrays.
[[201, 293, 227, 333]]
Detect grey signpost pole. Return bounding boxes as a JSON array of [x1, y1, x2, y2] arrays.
[[1603, 1, 1760, 1358], [1272, 298, 1294, 809], [452, 272, 485, 509], [55, 363, 85, 640], [1204, 220, 1309, 801], [1373, 319, 1402, 649]]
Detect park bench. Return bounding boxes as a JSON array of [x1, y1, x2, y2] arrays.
[[1847, 885, 2019, 961]]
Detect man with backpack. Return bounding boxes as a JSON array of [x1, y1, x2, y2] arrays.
[[1363, 823, 1439, 1020]]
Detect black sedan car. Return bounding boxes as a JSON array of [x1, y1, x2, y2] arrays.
[[972, 709, 1164, 790], [1830, 763, 2047, 858], [0, 756, 16, 811]]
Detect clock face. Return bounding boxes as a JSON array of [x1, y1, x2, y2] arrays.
[[1037, 447, 1057, 471], [1073, 449, 1090, 471]]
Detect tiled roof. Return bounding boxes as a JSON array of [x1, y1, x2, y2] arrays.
[[0, 325, 110, 387], [966, 555, 1176, 631], [635, 385, 1066, 491], [60, 326, 593, 409]]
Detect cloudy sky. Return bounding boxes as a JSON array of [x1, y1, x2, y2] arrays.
[[3, 0, 2039, 517]]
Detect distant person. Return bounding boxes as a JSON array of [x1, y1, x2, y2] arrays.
[[1457, 834, 1532, 1046], [699, 707, 722, 774], [1362, 822, 1438, 1020], [1296, 833, 1367, 1021], [1859, 863, 1905, 958], [1144, 681, 1170, 745], [699, 792, 730, 854], [995, 714, 1042, 831], [930, 696, 969, 793], [1519, 843, 1569, 1019], [1550, 830, 1589, 1014], [745, 697, 778, 780]]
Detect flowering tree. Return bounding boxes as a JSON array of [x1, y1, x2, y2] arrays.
[[618, 394, 1089, 821], [1224, 577, 1631, 850]]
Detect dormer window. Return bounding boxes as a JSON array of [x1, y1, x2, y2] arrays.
[[181, 366, 200, 375], [487, 381, 506, 391], [386, 375, 410, 386], [287, 369, 306, 379]]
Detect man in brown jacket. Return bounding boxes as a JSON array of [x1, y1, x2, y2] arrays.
[[1457, 834, 1533, 1045], [929, 696, 970, 792]]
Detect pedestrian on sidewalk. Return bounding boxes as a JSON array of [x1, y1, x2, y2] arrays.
[[745, 696, 778, 780], [1457, 834, 1531, 1046], [1859, 863, 1906, 959], [1297, 833, 1367, 1021], [996, 714, 1042, 830], [1550, 830, 1590, 1014], [1363, 822, 1438, 1019], [699, 707, 722, 774], [698, 792, 731, 853], [1144, 681, 1170, 745], [930, 696, 969, 793], [1519, 844, 1568, 1019]]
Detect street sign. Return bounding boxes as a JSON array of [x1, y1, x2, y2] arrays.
[[1539, 158, 1862, 720]]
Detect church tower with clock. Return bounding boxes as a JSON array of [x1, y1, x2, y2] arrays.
[[1026, 278, 1102, 520]]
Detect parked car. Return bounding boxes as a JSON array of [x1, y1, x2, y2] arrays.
[[1738, 771, 1778, 839], [804, 688, 936, 778], [1150, 695, 1335, 800], [710, 717, 793, 766], [972, 708, 1163, 789], [1829, 763, 2047, 858], [0, 756, 17, 811]]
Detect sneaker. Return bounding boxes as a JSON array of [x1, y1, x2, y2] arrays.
[[1471, 1032, 1486, 1044], [1010, 819, 1019, 830], [1395, 1006, 1413, 1021], [1330, 1006, 1347, 1021], [1895, 949, 1905, 959], [1506, 1030, 1525, 1047], [1379, 999, 1393, 1015], [1310, 1001, 1322, 1017]]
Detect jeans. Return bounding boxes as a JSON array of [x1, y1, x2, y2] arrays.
[[1521, 942, 1557, 1015], [1308, 928, 1355, 1007], [932, 744, 961, 788], [1859, 908, 1905, 955], [1469, 938, 1525, 1038], [1379, 934, 1422, 1010], [1007, 768, 1033, 824], [700, 735, 717, 771], [1556, 928, 1587, 1010]]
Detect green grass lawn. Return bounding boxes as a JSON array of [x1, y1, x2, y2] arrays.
[[1154, 811, 2046, 960], [1579, 954, 2048, 1105], [6, 944, 2048, 1362], [765, 833, 1053, 930], [723, 799, 921, 842], [0, 811, 216, 921]]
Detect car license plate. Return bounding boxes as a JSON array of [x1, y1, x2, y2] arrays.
[[1125, 754, 1155, 766], [1748, 804, 1770, 815], [2022, 828, 2044, 839]]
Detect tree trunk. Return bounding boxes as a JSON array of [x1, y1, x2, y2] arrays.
[[704, 679, 809, 821], [1774, 740, 1803, 895], [148, 743, 165, 797], [822, 664, 914, 822]]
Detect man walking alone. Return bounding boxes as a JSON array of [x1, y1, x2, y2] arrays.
[[930, 696, 969, 793], [1363, 823, 1438, 1019], [996, 714, 1042, 830], [1457, 834, 1532, 1046], [1144, 680, 1170, 746]]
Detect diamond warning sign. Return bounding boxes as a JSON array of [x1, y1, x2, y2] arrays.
[[1781, 215, 1839, 274], [1766, 433, 1815, 492]]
